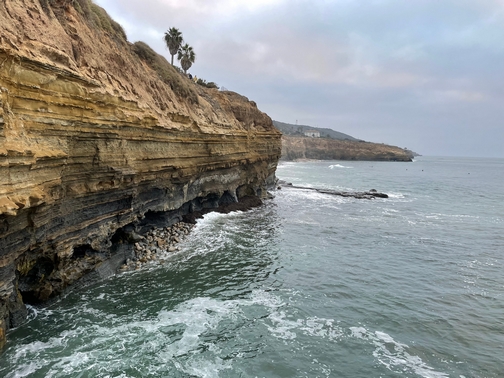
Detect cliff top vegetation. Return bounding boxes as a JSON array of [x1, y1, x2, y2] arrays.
[[132, 41, 199, 104], [40, 0, 127, 41], [38, 0, 200, 103]]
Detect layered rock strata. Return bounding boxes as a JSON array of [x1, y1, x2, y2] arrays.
[[0, 0, 281, 347]]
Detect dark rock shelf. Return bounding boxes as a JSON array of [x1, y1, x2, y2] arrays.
[[280, 183, 388, 199]]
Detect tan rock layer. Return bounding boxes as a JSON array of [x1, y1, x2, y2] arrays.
[[0, 0, 281, 345], [281, 136, 413, 161]]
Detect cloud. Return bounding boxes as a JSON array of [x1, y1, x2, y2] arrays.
[[159, 0, 286, 15], [95, 0, 504, 157], [435, 90, 486, 103]]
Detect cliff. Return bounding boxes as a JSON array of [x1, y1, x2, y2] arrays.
[[281, 136, 413, 161], [273, 120, 358, 141], [0, 0, 281, 346]]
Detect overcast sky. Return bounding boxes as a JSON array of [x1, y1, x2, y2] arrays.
[[95, 0, 504, 158]]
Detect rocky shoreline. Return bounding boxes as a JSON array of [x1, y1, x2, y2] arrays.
[[120, 222, 194, 272], [20, 192, 268, 322], [120, 195, 264, 272]]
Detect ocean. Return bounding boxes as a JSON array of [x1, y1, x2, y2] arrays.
[[1, 156, 503, 377]]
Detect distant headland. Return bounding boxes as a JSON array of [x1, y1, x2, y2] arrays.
[[273, 121, 419, 162]]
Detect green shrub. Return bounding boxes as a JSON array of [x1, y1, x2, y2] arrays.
[[40, 1, 126, 40], [111, 19, 127, 40], [90, 3, 113, 33], [206, 81, 219, 89], [89, 10, 102, 29], [132, 41, 198, 104], [68, 2, 126, 41], [132, 42, 157, 64], [196, 78, 219, 89], [74, 0, 91, 17]]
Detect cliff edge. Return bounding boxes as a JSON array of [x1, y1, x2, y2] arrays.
[[0, 0, 281, 346]]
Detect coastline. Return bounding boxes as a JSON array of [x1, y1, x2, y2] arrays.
[[280, 135, 414, 162], [115, 195, 265, 273], [2, 194, 268, 330], [0, 1, 282, 347]]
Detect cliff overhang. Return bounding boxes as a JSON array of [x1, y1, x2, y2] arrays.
[[0, 0, 281, 347]]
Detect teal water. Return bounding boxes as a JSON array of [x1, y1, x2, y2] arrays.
[[1, 156, 503, 377]]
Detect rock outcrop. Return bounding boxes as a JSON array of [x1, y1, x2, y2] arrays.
[[281, 135, 413, 161], [279, 183, 389, 199], [0, 0, 281, 346]]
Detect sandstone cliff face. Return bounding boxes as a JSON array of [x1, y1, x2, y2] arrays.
[[281, 136, 412, 162], [0, 0, 281, 345]]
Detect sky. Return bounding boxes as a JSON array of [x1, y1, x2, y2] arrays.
[[95, 0, 504, 158]]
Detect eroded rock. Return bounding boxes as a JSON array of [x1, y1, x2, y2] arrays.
[[0, 0, 281, 345]]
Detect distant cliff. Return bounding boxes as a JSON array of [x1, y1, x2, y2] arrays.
[[281, 136, 413, 161], [273, 120, 358, 141], [0, 0, 281, 346]]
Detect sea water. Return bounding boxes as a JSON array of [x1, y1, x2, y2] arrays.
[[1, 156, 503, 377]]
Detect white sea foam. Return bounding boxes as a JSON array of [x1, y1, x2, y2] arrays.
[[381, 208, 400, 217], [349, 326, 449, 378], [4, 296, 245, 378], [266, 310, 302, 340], [266, 310, 342, 342], [196, 210, 241, 227], [24, 304, 39, 322], [282, 188, 348, 204], [151, 297, 242, 372], [430, 212, 481, 220], [250, 290, 344, 342], [180, 357, 232, 378], [277, 161, 297, 168], [383, 208, 399, 213], [349, 326, 368, 339], [12, 335, 67, 360], [4, 289, 447, 378], [249, 288, 285, 308], [5, 362, 41, 378], [329, 164, 353, 169], [300, 317, 344, 340], [46, 351, 91, 376], [387, 192, 406, 199]]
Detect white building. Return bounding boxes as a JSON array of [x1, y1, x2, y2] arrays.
[[304, 130, 320, 138]]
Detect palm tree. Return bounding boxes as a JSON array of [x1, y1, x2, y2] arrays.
[[177, 44, 196, 74], [164, 27, 183, 66]]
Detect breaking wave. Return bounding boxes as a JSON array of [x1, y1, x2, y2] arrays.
[[329, 164, 353, 169]]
